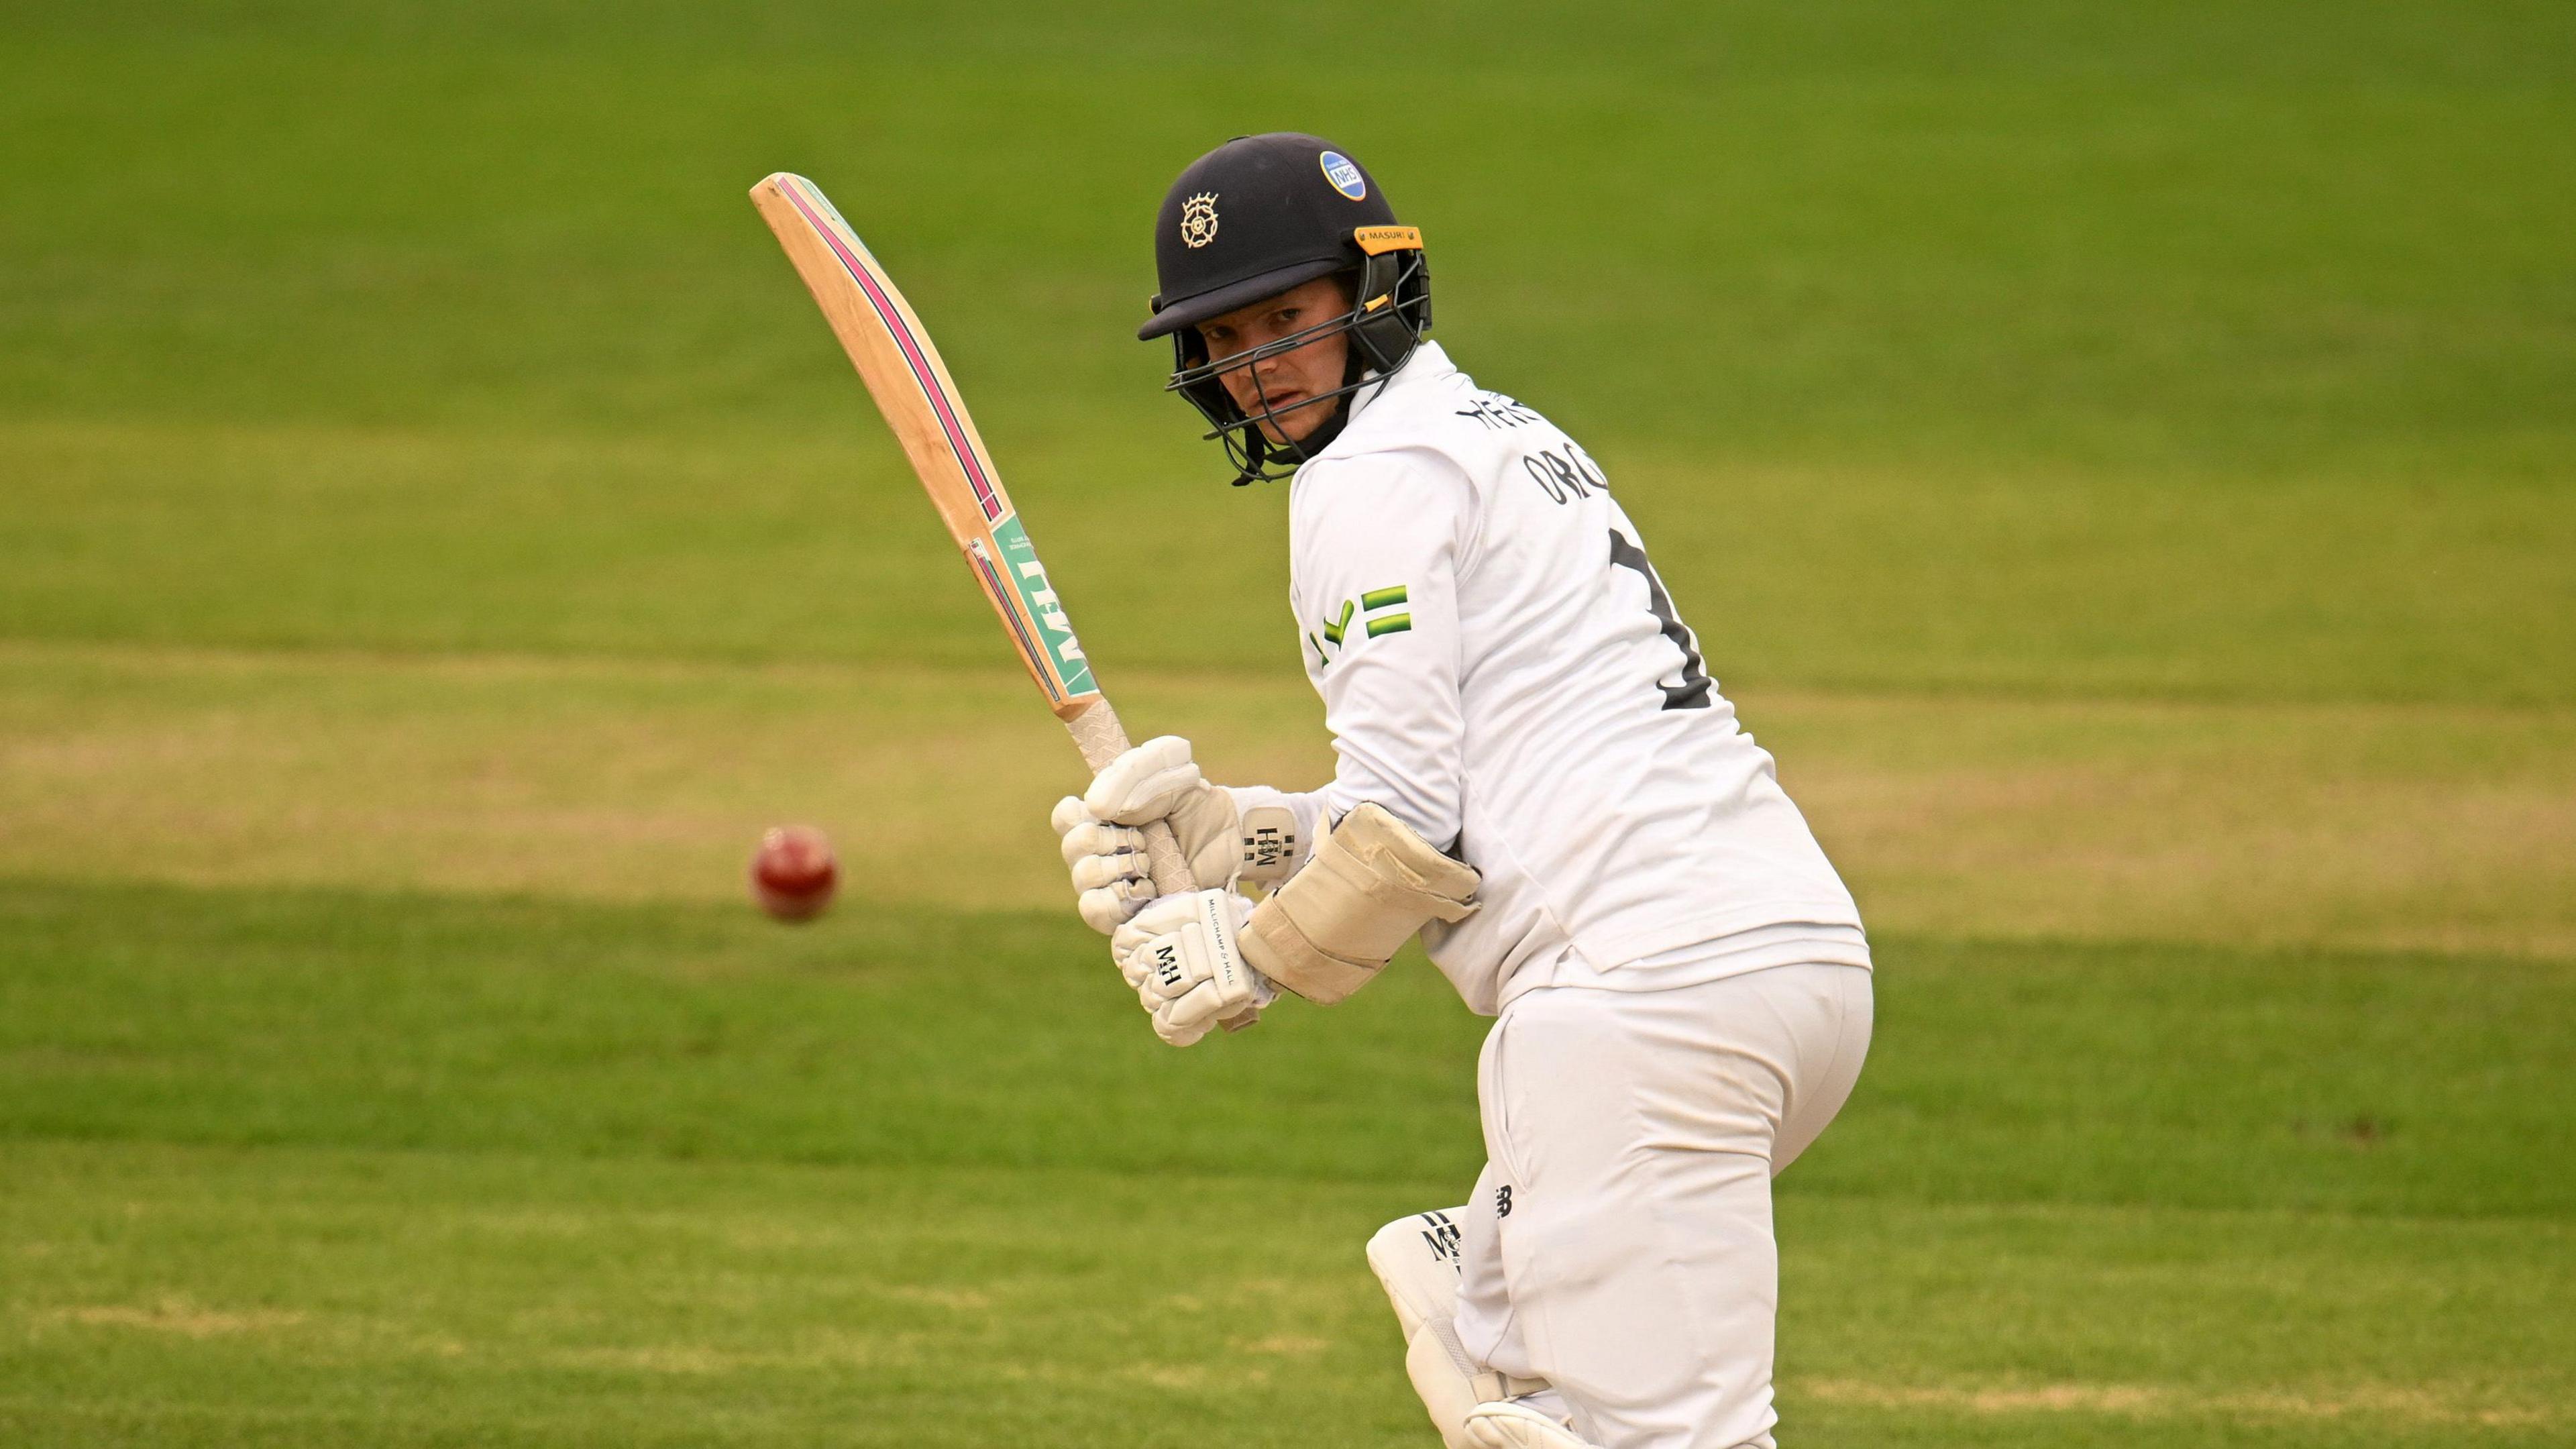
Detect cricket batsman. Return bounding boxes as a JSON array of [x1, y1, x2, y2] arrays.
[[1051, 133, 1875, 1449]]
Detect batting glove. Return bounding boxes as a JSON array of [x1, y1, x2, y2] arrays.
[[1111, 888, 1277, 1046], [1053, 735, 1307, 935], [1051, 797, 1157, 934]]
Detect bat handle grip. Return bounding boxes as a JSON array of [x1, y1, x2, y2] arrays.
[[1136, 819, 1197, 898], [1065, 700, 1258, 1034]]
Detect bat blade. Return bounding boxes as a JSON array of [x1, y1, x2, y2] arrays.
[[749, 173, 1247, 1041], [750, 171, 1100, 720]]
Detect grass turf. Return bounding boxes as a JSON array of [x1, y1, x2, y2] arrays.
[[2, 0, 2571, 1443], [4, 3, 2572, 704], [1, 880, 2569, 1447], [3, 640, 2571, 957]]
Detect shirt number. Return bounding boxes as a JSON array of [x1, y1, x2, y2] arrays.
[[1609, 529, 1712, 710]]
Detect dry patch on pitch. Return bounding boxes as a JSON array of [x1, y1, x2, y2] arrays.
[[1759, 687, 2576, 958], [1796, 1376, 2557, 1428], [550, 1330, 938, 1377], [0, 640, 1324, 920], [33, 1295, 307, 1339], [1, 641, 2569, 957]]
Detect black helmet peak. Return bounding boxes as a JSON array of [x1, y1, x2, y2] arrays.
[[1140, 133, 1432, 485]]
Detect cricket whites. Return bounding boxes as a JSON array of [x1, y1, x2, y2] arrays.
[[749, 172, 1249, 1024]]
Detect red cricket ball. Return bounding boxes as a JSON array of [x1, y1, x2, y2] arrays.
[[749, 825, 837, 922]]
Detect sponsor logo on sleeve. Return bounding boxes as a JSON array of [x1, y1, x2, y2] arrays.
[[1309, 584, 1412, 669]]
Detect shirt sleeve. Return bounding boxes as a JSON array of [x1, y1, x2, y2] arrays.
[[1290, 448, 1477, 853]]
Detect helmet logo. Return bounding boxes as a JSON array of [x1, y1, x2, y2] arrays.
[[1320, 150, 1366, 200], [1179, 193, 1220, 249]]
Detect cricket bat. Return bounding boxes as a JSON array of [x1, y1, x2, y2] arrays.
[[750, 172, 1250, 1026]]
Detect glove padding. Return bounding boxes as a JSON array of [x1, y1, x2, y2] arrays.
[[1051, 735, 1247, 934], [1085, 735, 1242, 884], [1050, 798, 1157, 934], [1111, 888, 1277, 1046]]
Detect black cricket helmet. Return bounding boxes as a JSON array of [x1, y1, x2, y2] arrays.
[[1139, 133, 1431, 484]]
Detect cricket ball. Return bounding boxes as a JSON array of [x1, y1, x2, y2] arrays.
[[749, 825, 837, 922]]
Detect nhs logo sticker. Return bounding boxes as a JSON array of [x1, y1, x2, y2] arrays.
[[1320, 150, 1366, 200]]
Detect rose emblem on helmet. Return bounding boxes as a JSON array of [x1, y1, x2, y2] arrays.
[[1179, 192, 1220, 249]]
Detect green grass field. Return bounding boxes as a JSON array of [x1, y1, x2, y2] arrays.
[[3, 2, 2571, 1444]]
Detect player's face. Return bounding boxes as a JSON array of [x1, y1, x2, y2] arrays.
[[1197, 276, 1353, 444]]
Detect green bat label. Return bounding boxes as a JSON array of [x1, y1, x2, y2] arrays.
[[991, 516, 1097, 698]]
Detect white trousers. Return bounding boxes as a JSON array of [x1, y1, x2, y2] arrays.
[[1450, 963, 1874, 1449]]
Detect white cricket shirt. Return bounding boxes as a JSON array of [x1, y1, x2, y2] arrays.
[[1249, 341, 1867, 1015]]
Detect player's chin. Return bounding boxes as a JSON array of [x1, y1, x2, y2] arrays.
[[1263, 398, 1333, 445]]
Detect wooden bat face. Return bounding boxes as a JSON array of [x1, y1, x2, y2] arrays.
[[751, 172, 1252, 1029], [750, 172, 1099, 718]]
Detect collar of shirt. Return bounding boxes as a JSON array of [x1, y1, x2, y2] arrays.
[[1314, 340, 1457, 462]]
